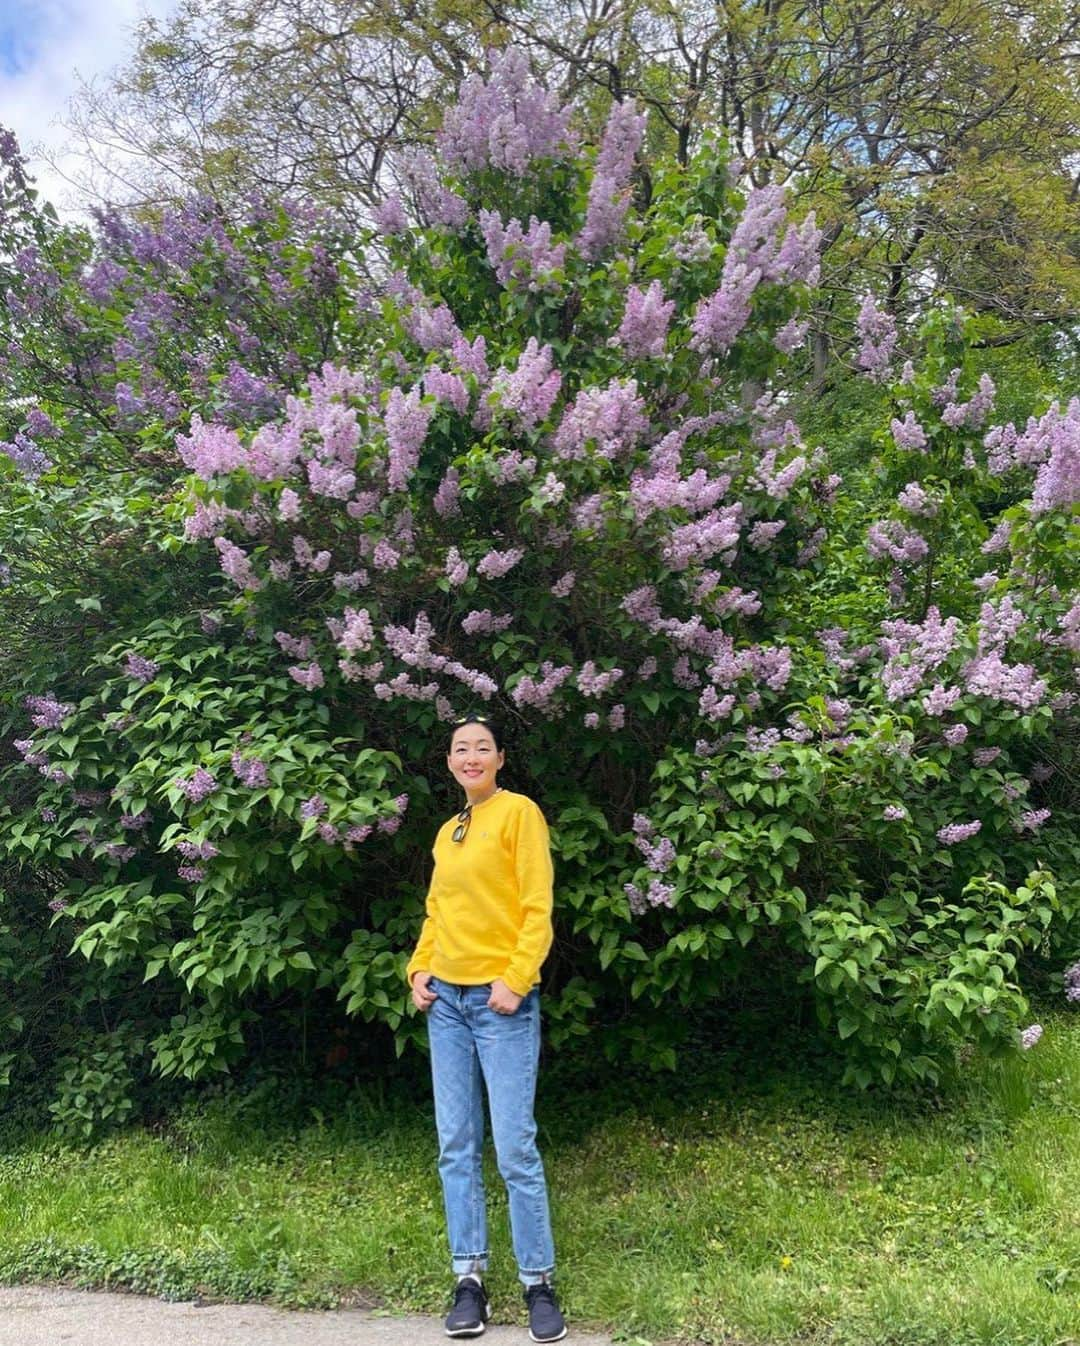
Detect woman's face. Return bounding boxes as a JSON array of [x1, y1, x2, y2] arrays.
[[447, 724, 504, 798]]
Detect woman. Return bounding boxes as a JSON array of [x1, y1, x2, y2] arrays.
[[407, 713, 567, 1342]]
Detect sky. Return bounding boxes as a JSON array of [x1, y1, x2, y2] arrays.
[[0, 0, 177, 213]]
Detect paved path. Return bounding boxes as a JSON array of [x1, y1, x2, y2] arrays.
[[0, 1286, 618, 1346]]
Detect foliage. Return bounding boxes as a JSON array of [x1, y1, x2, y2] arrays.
[[0, 52, 1076, 1120]]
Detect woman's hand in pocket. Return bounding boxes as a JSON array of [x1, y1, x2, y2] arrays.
[[487, 979, 523, 1015], [410, 972, 437, 1012]]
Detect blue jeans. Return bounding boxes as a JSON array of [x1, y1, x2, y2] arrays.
[[426, 977, 556, 1285]]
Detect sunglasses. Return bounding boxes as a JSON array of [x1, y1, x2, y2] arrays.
[[453, 715, 490, 725], [452, 803, 472, 844]]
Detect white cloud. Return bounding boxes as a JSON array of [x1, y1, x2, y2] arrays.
[[0, 0, 177, 214]]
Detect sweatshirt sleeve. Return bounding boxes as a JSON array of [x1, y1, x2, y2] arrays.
[[501, 800, 555, 997], [405, 870, 440, 985]]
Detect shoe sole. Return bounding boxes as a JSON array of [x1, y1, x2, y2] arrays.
[[529, 1329, 568, 1343]]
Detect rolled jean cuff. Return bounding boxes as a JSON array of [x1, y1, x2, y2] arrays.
[[451, 1253, 489, 1275], [519, 1267, 555, 1287]]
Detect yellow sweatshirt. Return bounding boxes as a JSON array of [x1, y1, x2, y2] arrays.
[[405, 789, 554, 998]]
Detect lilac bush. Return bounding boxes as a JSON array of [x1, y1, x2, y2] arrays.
[[0, 50, 1076, 1097]]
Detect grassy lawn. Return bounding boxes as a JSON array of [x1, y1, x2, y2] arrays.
[[0, 1009, 1079, 1345]]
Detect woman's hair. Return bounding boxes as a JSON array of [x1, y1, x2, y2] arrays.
[[449, 713, 504, 752]]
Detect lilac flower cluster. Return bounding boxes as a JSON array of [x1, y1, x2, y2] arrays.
[[883, 805, 908, 821], [288, 661, 325, 690], [1019, 1024, 1043, 1050], [231, 752, 269, 788], [551, 571, 576, 597], [490, 339, 562, 429], [962, 650, 1046, 709], [436, 47, 574, 177], [690, 186, 820, 355], [553, 380, 648, 461], [1015, 808, 1051, 832], [576, 662, 624, 697], [773, 317, 809, 355], [937, 819, 981, 845], [176, 414, 247, 478], [381, 612, 498, 701], [476, 547, 525, 579], [896, 482, 938, 517], [624, 878, 677, 914], [613, 281, 673, 359], [922, 683, 962, 716], [173, 768, 218, 803], [300, 794, 326, 819], [275, 630, 314, 659], [941, 373, 995, 431], [479, 211, 566, 291], [462, 609, 514, 635], [890, 412, 928, 452], [855, 294, 898, 381], [122, 652, 159, 683], [511, 661, 573, 715], [1064, 963, 1080, 1003], [867, 518, 928, 565], [879, 607, 961, 701], [214, 537, 262, 591], [176, 838, 220, 860], [0, 431, 51, 480], [399, 149, 470, 230], [25, 695, 75, 729], [578, 99, 646, 259], [384, 387, 433, 492]]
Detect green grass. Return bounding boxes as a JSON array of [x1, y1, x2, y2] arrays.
[[2, 1012, 1080, 1345]]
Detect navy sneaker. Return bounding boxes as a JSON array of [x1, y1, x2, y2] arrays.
[[525, 1281, 567, 1343], [445, 1276, 491, 1338]]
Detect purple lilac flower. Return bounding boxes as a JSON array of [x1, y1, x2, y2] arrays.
[[288, 662, 325, 690], [690, 186, 820, 356], [576, 662, 624, 697], [300, 795, 327, 819], [867, 518, 929, 565], [856, 294, 898, 381], [122, 652, 159, 683], [773, 317, 809, 354], [214, 538, 262, 591], [346, 824, 374, 844], [1017, 809, 1051, 832], [553, 380, 648, 461], [962, 652, 1046, 709], [578, 99, 646, 259], [104, 843, 138, 863], [462, 609, 514, 635], [490, 339, 561, 429], [942, 724, 968, 747], [437, 47, 574, 177], [1064, 962, 1080, 1003], [0, 431, 51, 480], [608, 704, 626, 730], [476, 547, 525, 579], [176, 415, 247, 479], [479, 211, 566, 290], [897, 482, 938, 517], [399, 149, 470, 230], [231, 752, 269, 788], [176, 839, 220, 860], [434, 468, 462, 518], [275, 631, 314, 659], [583, 712, 600, 729], [120, 810, 151, 830], [890, 412, 928, 452], [511, 661, 573, 715], [378, 814, 402, 835], [47, 897, 68, 913], [550, 571, 576, 597], [41, 807, 58, 822], [177, 865, 206, 882], [174, 768, 218, 803], [372, 193, 408, 235], [25, 695, 75, 729], [1019, 1024, 1043, 1050], [972, 747, 1002, 766], [25, 408, 58, 439], [883, 805, 907, 821], [613, 281, 673, 359], [923, 684, 962, 716], [937, 820, 982, 846], [384, 387, 433, 492], [646, 878, 676, 909]]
